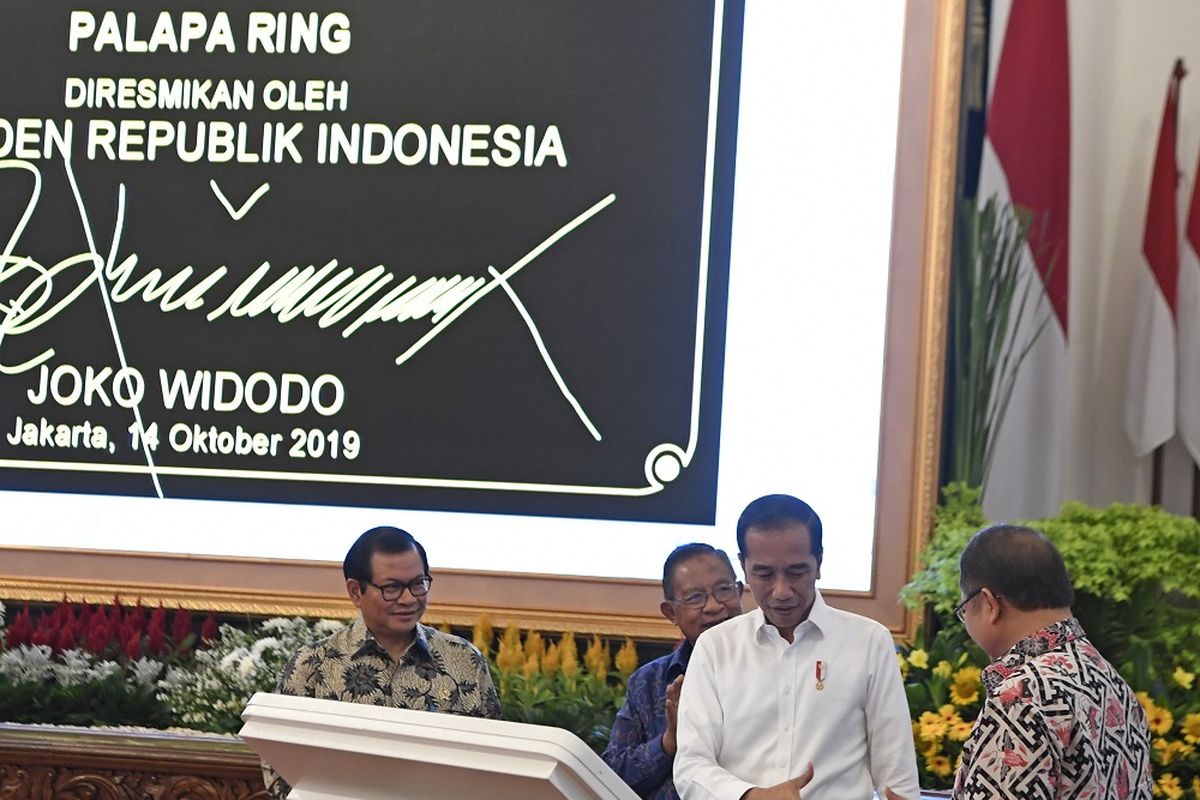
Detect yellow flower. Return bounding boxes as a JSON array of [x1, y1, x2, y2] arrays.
[[916, 735, 941, 758], [950, 666, 982, 706], [1154, 738, 1177, 766], [1191, 777, 1200, 800], [1136, 691, 1153, 712], [948, 719, 974, 742], [1181, 712, 1200, 744], [501, 623, 522, 652], [907, 649, 929, 670], [496, 637, 524, 675], [918, 710, 948, 741], [897, 653, 909, 680], [615, 638, 639, 679], [472, 614, 494, 654], [1148, 705, 1174, 736], [925, 754, 952, 777], [584, 636, 610, 681], [523, 652, 540, 680], [1172, 666, 1195, 690], [559, 632, 580, 678], [933, 660, 953, 679], [541, 642, 560, 677], [1155, 773, 1183, 800], [524, 630, 545, 661], [938, 704, 961, 722]]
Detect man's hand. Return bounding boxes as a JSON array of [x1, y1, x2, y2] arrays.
[[741, 763, 814, 799], [661, 675, 684, 756]]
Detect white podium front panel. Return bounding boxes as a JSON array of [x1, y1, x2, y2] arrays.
[[240, 692, 640, 800]]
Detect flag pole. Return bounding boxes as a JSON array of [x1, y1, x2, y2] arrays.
[[1142, 57, 1180, 506]]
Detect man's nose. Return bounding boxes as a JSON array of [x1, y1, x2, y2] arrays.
[[770, 577, 796, 599]]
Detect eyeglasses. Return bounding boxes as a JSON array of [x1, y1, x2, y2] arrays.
[[671, 582, 742, 608], [953, 587, 984, 623], [365, 576, 432, 601]]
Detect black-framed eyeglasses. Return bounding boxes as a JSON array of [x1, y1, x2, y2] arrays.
[[953, 587, 984, 623], [671, 581, 742, 609], [365, 575, 432, 601]]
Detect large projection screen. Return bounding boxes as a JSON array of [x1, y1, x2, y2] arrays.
[[0, 0, 962, 639]]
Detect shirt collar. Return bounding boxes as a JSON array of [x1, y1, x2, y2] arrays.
[[753, 590, 829, 642], [982, 616, 1084, 692], [350, 616, 433, 662]]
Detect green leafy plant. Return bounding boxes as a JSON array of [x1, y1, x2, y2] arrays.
[[901, 488, 1200, 794], [946, 195, 1054, 490]]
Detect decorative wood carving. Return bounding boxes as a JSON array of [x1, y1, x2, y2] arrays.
[[0, 725, 271, 800]]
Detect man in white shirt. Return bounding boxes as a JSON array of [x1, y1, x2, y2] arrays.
[[673, 494, 919, 800]]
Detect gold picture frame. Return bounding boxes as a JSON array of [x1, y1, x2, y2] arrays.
[[0, 0, 963, 642]]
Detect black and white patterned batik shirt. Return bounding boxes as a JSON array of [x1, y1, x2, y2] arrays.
[[953, 618, 1152, 800]]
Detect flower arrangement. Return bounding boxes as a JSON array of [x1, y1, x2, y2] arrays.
[[900, 484, 1200, 796], [0, 597, 219, 727], [896, 626, 989, 788], [158, 616, 345, 732], [478, 616, 636, 753]]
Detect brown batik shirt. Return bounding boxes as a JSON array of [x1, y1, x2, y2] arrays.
[[264, 617, 500, 796]]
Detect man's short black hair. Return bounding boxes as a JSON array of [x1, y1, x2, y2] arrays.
[[959, 524, 1074, 610], [662, 543, 737, 599], [735, 494, 823, 561], [343, 526, 429, 583]]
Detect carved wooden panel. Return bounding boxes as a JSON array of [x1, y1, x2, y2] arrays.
[[0, 725, 271, 800]]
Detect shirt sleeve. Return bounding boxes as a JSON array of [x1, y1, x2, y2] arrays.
[[673, 639, 755, 800], [953, 684, 1058, 800], [601, 670, 673, 798], [863, 627, 921, 799], [475, 649, 503, 720]]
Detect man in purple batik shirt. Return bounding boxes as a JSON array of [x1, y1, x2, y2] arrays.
[[602, 543, 744, 800]]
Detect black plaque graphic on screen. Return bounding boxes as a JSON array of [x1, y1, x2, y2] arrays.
[[0, 1, 743, 524]]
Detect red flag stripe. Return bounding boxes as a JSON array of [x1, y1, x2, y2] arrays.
[[1144, 65, 1183, 318], [987, 0, 1071, 334]]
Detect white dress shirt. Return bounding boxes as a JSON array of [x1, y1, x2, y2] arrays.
[[673, 591, 919, 800]]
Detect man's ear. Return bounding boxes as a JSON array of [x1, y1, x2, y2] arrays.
[[660, 599, 678, 626], [738, 553, 746, 579], [347, 578, 364, 608], [982, 588, 1003, 624]]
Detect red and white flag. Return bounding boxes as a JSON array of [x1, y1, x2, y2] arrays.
[[979, 0, 1072, 521], [1179, 150, 1200, 464], [1125, 63, 1184, 458]]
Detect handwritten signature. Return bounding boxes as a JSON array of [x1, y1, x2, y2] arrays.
[[0, 158, 613, 440]]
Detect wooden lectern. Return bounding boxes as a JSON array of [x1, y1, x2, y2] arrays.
[[240, 692, 640, 800]]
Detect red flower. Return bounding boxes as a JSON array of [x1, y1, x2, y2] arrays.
[[5, 605, 34, 648], [172, 608, 194, 652], [146, 606, 168, 656], [1002, 748, 1028, 768], [85, 607, 112, 655], [123, 628, 142, 660], [55, 622, 79, 653], [200, 613, 219, 645]]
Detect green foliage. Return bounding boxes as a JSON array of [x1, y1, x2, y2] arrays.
[[494, 669, 621, 753], [903, 486, 1200, 686], [0, 671, 173, 728]]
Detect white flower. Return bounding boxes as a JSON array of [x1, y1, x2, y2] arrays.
[[0, 645, 54, 684], [313, 619, 345, 637], [52, 649, 96, 687], [129, 657, 165, 687], [90, 660, 121, 681], [251, 637, 281, 657], [238, 654, 258, 678]]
